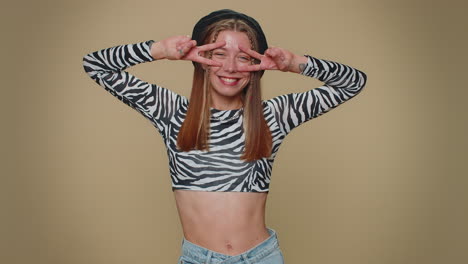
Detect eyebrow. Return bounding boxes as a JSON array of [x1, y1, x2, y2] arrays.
[[213, 47, 249, 55]]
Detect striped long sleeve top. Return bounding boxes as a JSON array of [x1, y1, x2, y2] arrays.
[[82, 40, 367, 192]]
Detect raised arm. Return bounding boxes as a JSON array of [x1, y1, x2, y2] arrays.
[[82, 37, 227, 139], [265, 54, 367, 135], [82, 40, 185, 138]]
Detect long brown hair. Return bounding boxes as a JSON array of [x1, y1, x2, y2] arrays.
[[177, 19, 272, 161]]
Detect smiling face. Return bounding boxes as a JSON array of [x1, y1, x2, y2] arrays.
[[207, 30, 253, 110]]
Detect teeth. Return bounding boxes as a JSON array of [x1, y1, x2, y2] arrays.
[[220, 77, 238, 83]]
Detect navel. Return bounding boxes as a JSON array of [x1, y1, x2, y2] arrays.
[[226, 243, 233, 251]]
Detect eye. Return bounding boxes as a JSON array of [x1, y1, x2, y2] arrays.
[[239, 55, 251, 62]]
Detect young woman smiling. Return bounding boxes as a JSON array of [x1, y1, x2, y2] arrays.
[[83, 9, 367, 264]]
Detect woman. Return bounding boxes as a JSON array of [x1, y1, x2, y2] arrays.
[[82, 9, 367, 264]]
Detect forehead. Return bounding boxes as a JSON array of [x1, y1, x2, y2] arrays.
[[214, 30, 250, 49]]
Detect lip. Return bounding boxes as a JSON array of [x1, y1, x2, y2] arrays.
[[218, 76, 241, 86]]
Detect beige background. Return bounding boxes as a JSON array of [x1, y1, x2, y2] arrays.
[[3, 0, 467, 263]]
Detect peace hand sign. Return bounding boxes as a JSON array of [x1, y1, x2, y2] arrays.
[[151, 35, 226, 67], [238, 45, 305, 73], [177, 38, 226, 66]]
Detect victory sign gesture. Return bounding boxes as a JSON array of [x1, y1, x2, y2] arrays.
[[151, 35, 226, 67], [238, 45, 308, 74]]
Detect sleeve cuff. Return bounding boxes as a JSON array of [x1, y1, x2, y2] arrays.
[[299, 55, 314, 75], [144, 40, 156, 61]]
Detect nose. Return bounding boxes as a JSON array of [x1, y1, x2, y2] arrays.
[[223, 56, 238, 73]]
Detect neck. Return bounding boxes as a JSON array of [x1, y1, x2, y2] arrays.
[[211, 96, 243, 110]]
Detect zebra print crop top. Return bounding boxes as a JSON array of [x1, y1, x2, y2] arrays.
[[82, 40, 367, 192]]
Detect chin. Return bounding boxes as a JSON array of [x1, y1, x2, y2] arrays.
[[212, 82, 248, 97], [214, 89, 243, 98]]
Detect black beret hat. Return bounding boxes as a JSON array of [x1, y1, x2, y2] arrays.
[[191, 9, 268, 76]]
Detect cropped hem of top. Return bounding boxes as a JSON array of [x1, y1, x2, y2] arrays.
[[82, 39, 367, 193], [172, 187, 269, 194]]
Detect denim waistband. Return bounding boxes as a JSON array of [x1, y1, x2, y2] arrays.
[[180, 228, 279, 264]]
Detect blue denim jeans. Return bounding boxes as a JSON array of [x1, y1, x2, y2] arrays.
[[177, 228, 284, 264]]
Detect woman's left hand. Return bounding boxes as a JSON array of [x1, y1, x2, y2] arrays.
[[238, 45, 306, 73]]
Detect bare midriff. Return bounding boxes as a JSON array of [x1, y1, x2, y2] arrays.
[[173, 190, 270, 256]]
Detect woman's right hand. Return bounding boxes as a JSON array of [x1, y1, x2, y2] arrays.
[[151, 35, 225, 67]]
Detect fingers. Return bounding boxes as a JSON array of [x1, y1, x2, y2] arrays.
[[265, 48, 278, 57], [198, 40, 226, 52], [174, 35, 193, 50], [176, 39, 196, 58], [265, 47, 288, 60], [265, 47, 292, 71], [238, 64, 263, 72], [188, 40, 225, 66], [238, 45, 263, 60], [193, 56, 222, 67]]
